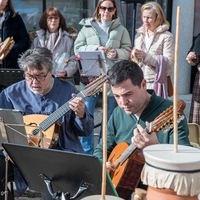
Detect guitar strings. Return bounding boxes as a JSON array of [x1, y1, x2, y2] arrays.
[[4, 123, 39, 146]]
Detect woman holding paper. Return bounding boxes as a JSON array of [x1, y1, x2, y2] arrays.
[[31, 7, 78, 82], [74, 0, 132, 154], [130, 1, 174, 98]]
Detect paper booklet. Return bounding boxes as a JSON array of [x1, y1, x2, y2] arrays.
[[78, 50, 107, 76]]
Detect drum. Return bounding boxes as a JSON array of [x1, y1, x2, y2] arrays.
[[141, 144, 200, 200]]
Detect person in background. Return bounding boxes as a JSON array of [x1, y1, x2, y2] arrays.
[[31, 7, 78, 83], [0, 0, 30, 68], [130, 1, 174, 98], [74, 0, 132, 154], [186, 33, 200, 126], [93, 60, 191, 199], [0, 47, 94, 200]]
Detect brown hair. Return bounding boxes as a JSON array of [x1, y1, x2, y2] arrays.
[[2, 0, 16, 15], [93, 0, 118, 22], [39, 7, 67, 31]]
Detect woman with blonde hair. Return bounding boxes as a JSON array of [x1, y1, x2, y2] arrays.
[[131, 1, 174, 98]]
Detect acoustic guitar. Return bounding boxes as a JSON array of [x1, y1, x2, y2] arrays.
[[107, 100, 186, 200], [23, 74, 108, 149]]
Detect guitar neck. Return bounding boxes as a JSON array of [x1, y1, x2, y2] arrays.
[[39, 92, 85, 131]]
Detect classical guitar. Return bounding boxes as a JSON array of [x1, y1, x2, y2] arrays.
[[23, 74, 108, 149], [107, 100, 186, 200]]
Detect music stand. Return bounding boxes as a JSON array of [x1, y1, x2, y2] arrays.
[[0, 68, 24, 91], [78, 51, 107, 76], [0, 109, 28, 149], [2, 143, 118, 200]]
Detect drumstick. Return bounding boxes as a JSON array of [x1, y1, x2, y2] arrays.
[[101, 82, 108, 199], [173, 6, 180, 152]]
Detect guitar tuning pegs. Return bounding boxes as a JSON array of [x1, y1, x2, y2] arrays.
[[163, 129, 168, 134], [177, 114, 185, 123], [162, 123, 174, 133]]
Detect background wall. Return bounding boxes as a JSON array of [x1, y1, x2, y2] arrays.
[[170, 0, 195, 119]]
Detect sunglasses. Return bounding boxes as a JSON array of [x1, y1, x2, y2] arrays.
[[99, 6, 115, 12]]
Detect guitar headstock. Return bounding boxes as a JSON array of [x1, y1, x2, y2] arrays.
[[148, 100, 186, 133], [81, 74, 108, 97]]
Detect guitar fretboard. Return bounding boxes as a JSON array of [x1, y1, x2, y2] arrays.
[[39, 92, 85, 131], [119, 143, 137, 165]]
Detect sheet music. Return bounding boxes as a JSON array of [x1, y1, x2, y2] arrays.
[[0, 109, 28, 147], [78, 51, 107, 76]]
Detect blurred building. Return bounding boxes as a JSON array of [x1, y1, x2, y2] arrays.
[[12, 0, 199, 119]]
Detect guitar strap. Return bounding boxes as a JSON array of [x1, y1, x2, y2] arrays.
[[131, 114, 140, 124]]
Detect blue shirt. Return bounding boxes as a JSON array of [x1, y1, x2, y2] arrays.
[[0, 77, 94, 153]]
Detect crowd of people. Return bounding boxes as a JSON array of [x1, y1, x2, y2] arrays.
[[0, 0, 198, 200]]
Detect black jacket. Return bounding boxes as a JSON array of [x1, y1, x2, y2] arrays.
[[1, 9, 30, 68]]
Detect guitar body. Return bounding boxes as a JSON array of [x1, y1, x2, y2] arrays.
[[22, 75, 108, 149], [108, 142, 145, 200], [23, 114, 60, 149]]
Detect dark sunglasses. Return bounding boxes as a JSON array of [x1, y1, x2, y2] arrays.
[[99, 6, 115, 12]]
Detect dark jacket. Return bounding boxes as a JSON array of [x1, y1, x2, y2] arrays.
[[1, 9, 30, 68]]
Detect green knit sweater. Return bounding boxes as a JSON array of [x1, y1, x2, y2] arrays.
[[93, 91, 191, 160]]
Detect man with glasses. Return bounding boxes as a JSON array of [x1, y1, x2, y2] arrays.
[[0, 47, 94, 200]]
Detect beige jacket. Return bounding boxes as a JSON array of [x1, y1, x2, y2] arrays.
[[133, 24, 174, 84]]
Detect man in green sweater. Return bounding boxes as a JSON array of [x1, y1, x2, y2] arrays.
[[93, 59, 191, 199], [94, 60, 191, 160]]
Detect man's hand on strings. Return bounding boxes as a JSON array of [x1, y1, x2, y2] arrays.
[[69, 93, 85, 118], [106, 161, 117, 173], [131, 124, 159, 149], [27, 133, 39, 146]]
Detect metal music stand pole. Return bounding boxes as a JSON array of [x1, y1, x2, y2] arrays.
[[4, 152, 9, 200], [0, 119, 9, 200], [81, 61, 124, 200]]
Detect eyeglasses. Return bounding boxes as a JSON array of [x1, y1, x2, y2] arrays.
[[99, 6, 115, 12], [47, 16, 59, 20], [24, 71, 49, 82]]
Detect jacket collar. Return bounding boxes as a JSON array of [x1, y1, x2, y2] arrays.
[[136, 23, 170, 35]]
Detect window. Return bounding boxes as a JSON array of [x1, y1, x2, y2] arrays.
[[12, 0, 88, 32]]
